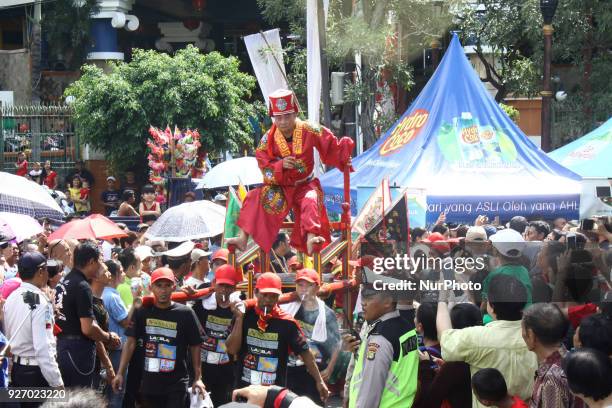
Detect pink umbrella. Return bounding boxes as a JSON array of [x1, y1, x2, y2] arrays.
[[0, 212, 43, 243], [48, 214, 127, 241]]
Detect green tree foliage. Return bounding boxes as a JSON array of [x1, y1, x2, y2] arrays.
[[499, 102, 520, 123], [41, 0, 98, 69], [457, 0, 612, 141], [65, 46, 259, 173]]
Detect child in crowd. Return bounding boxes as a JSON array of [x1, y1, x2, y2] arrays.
[[69, 176, 89, 215], [15, 152, 28, 177], [80, 180, 91, 214], [138, 184, 161, 219], [472, 368, 528, 408], [102, 176, 121, 216], [154, 184, 166, 209], [28, 161, 45, 184]]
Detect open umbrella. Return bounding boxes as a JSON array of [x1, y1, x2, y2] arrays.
[[0, 172, 63, 220], [48, 214, 127, 241], [144, 200, 225, 242], [0, 212, 43, 242], [196, 157, 262, 189]]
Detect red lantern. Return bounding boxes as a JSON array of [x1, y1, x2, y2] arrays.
[[183, 18, 200, 31], [19, 123, 29, 133], [192, 0, 205, 12]]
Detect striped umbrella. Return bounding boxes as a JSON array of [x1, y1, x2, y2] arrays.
[[0, 172, 63, 220]]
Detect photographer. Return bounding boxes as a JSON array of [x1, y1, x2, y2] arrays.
[[3, 252, 63, 402]]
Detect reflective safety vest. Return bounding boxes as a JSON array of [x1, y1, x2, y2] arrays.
[[349, 316, 418, 408]]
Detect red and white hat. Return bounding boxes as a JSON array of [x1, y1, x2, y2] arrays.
[[268, 89, 300, 117]]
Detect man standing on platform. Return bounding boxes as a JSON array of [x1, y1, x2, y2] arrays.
[[226, 89, 354, 255]]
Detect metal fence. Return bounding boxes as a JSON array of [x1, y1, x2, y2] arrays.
[[0, 104, 78, 173]]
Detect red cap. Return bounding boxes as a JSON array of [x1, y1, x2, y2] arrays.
[[296, 268, 320, 285], [215, 264, 238, 286], [288, 256, 302, 268], [268, 89, 300, 117], [212, 248, 229, 263], [423, 232, 451, 254], [151, 267, 176, 284], [256, 272, 282, 295]]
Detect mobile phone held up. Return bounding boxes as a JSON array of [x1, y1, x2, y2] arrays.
[[580, 219, 595, 231], [566, 232, 577, 250]]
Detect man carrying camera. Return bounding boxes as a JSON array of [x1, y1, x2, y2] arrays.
[[4, 252, 63, 404]]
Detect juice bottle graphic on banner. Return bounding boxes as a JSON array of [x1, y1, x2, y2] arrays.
[[479, 125, 503, 163], [456, 112, 483, 162]]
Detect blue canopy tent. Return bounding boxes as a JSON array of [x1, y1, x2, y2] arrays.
[[549, 118, 612, 218], [321, 34, 582, 225], [549, 117, 612, 178]]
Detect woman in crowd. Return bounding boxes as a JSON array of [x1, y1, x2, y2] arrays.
[[117, 190, 139, 217], [44, 160, 58, 190]]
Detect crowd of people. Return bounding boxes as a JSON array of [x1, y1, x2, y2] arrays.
[[3, 87, 611, 408], [0, 210, 609, 408]]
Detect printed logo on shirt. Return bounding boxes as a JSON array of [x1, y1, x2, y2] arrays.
[[146, 326, 177, 338], [146, 319, 177, 329], [45, 307, 53, 329], [367, 342, 380, 360], [246, 336, 279, 350], [159, 359, 175, 372], [202, 337, 217, 351], [261, 372, 277, 385], [157, 344, 176, 360], [249, 346, 273, 356], [257, 357, 278, 373], [247, 328, 278, 341], [145, 342, 158, 357], [207, 315, 232, 326], [145, 357, 161, 372], [243, 354, 258, 370], [216, 339, 227, 353], [149, 335, 170, 344]]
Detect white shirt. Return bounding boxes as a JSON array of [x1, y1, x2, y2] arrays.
[[3, 282, 63, 387]]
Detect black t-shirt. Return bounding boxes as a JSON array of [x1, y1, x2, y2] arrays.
[[126, 302, 204, 394], [55, 269, 94, 338], [192, 301, 234, 366], [101, 190, 121, 214], [238, 309, 309, 387]]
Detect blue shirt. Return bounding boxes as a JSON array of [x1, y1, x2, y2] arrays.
[[0, 332, 8, 387], [102, 287, 129, 347]]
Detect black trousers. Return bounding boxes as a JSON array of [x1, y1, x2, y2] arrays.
[[141, 389, 189, 408], [10, 363, 50, 408], [202, 362, 235, 407], [286, 364, 324, 406], [56, 337, 96, 388]]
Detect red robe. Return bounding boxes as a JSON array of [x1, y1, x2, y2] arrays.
[[237, 119, 354, 253]]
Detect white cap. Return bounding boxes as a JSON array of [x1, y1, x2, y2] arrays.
[[214, 193, 227, 202], [191, 248, 212, 263], [489, 229, 525, 258], [465, 226, 487, 242], [106, 176, 116, 182], [134, 245, 154, 261], [161, 241, 195, 259]]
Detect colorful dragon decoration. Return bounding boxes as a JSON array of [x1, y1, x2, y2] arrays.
[[147, 126, 207, 192]]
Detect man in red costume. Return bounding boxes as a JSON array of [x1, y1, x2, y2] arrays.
[[227, 89, 354, 255]]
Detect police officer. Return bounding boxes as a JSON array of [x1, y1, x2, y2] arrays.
[[4, 252, 63, 406], [348, 269, 419, 408], [160, 241, 195, 286]]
